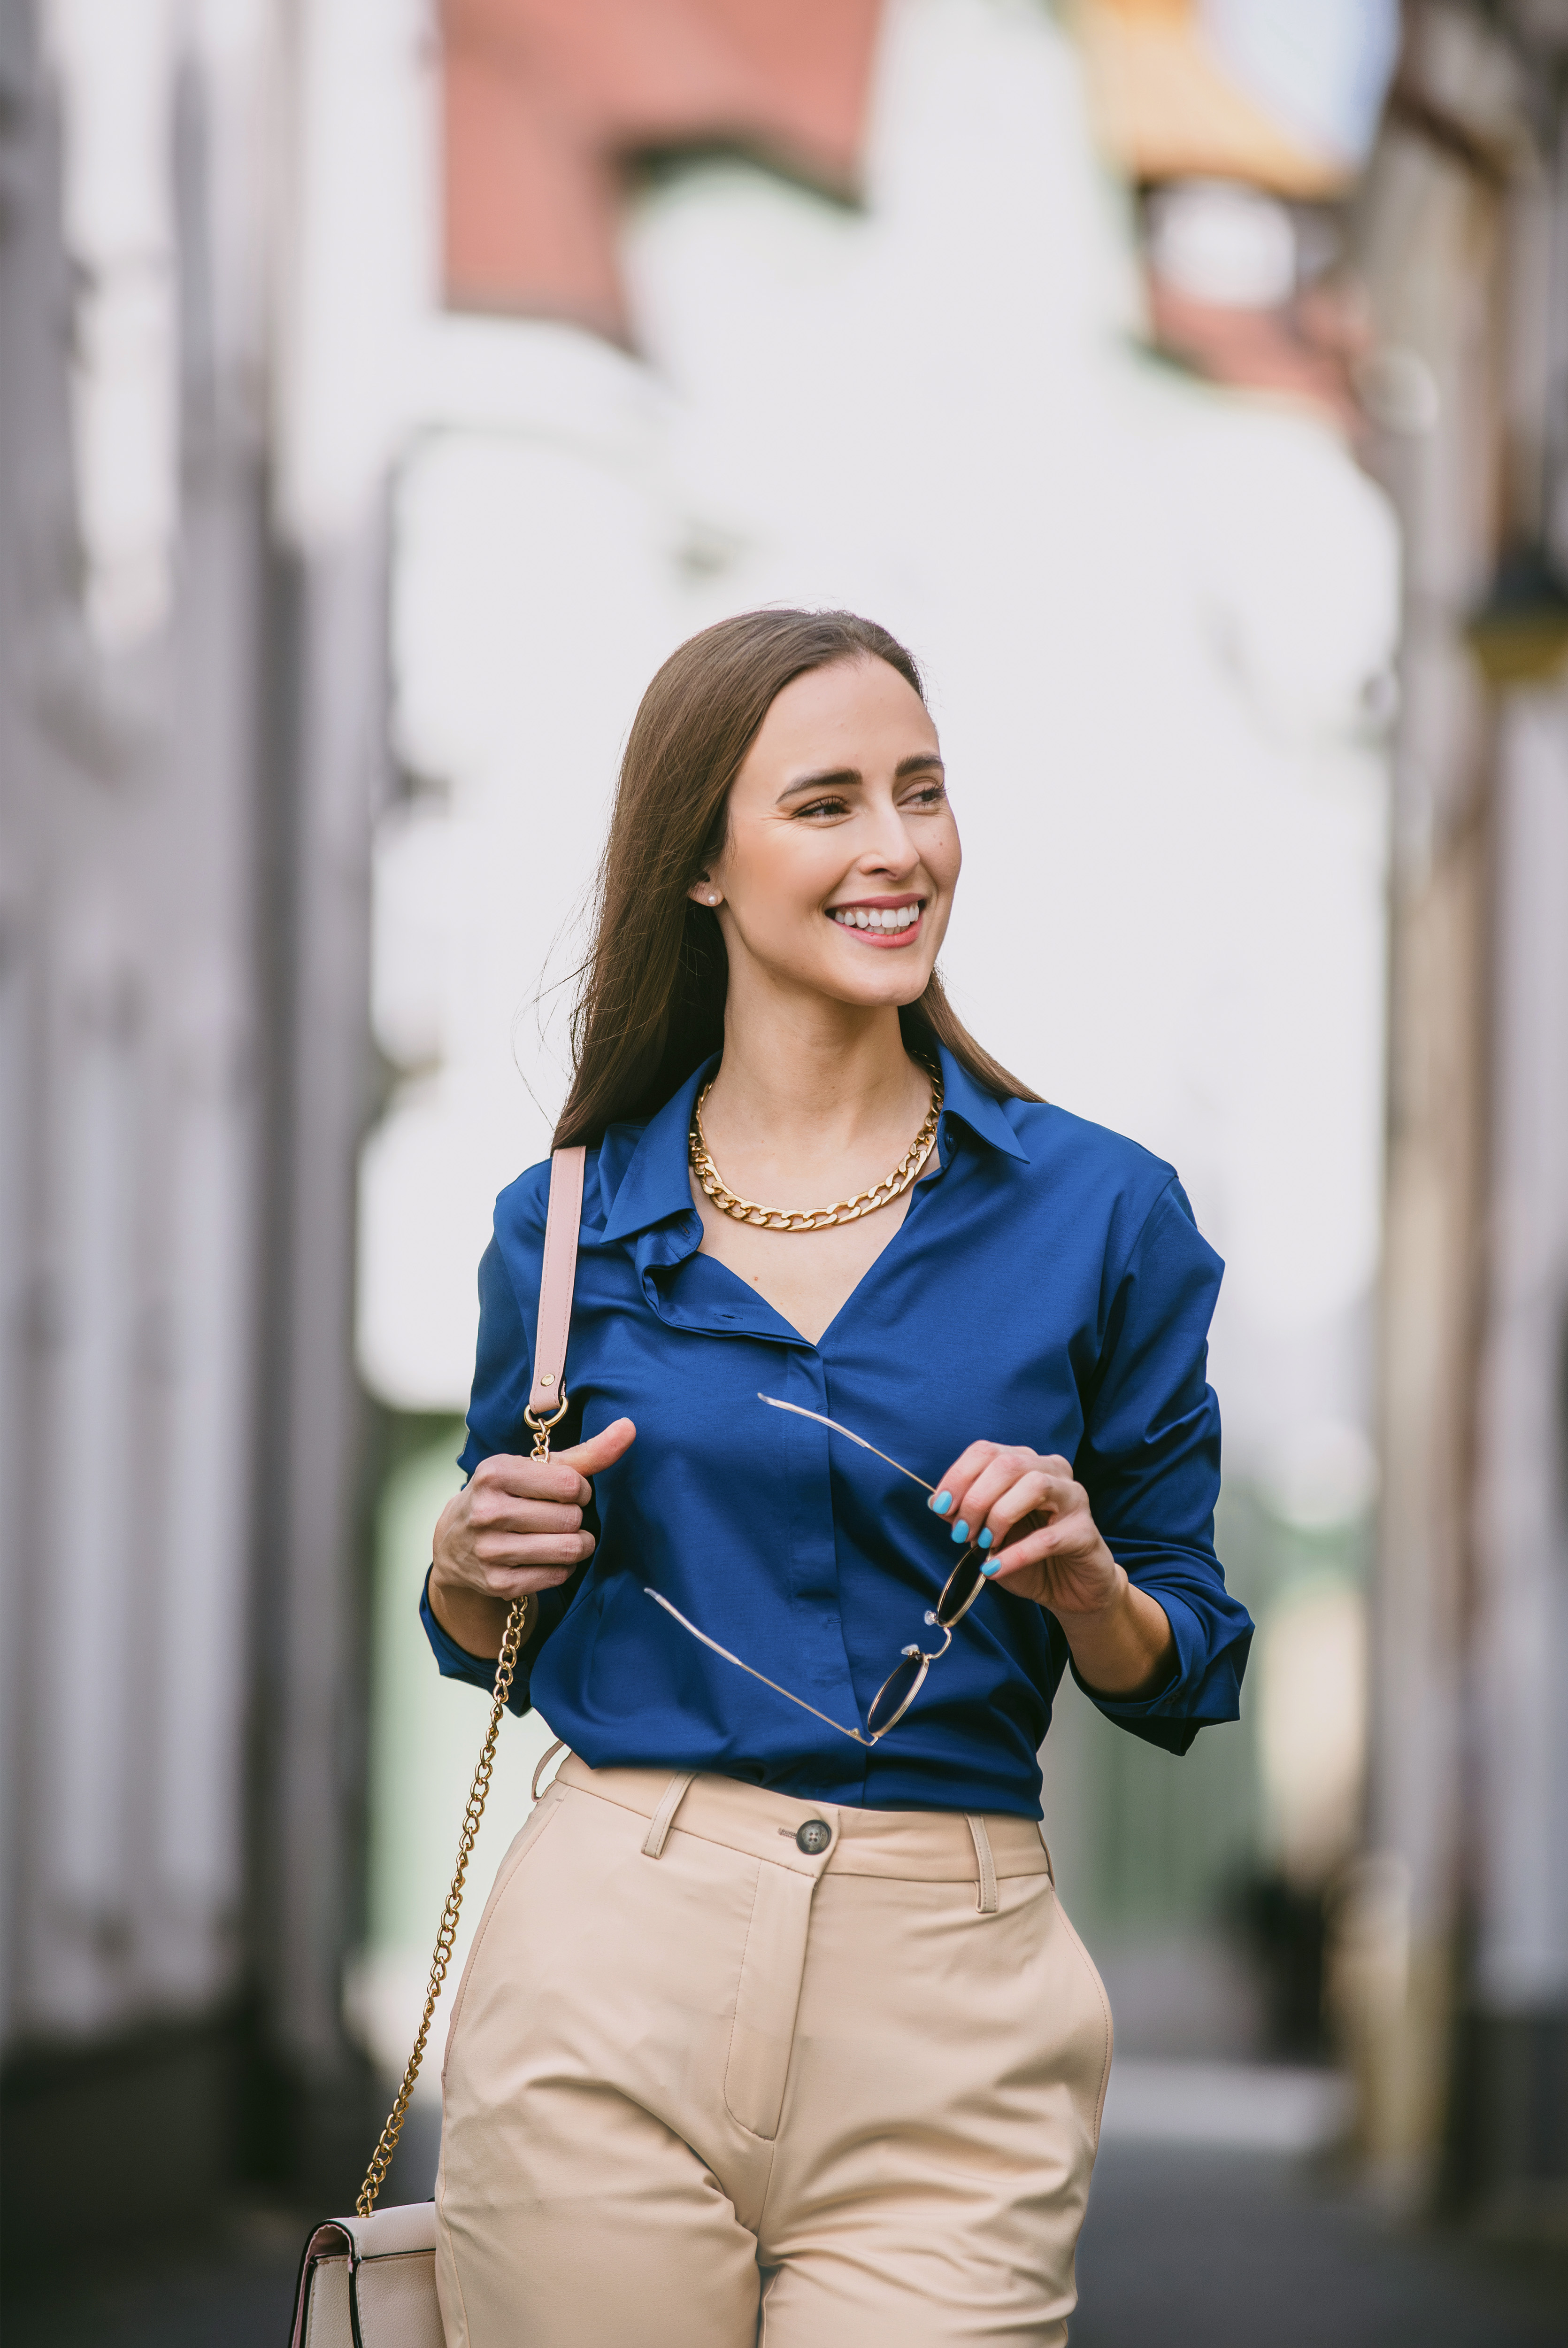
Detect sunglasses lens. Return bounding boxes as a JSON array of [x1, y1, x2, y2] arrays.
[[867, 1650, 927, 1738], [937, 1549, 986, 1627]]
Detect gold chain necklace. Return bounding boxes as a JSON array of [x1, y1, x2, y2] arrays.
[[689, 1058, 943, 1231]]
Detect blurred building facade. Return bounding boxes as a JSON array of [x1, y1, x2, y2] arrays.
[[0, 0, 277, 2236], [1079, 0, 1568, 2225], [1345, 0, 1568, 2227], [0, 0, 1563, 2263], [0, 0, 392, 2241]]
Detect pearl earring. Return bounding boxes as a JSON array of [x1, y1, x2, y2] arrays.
[[707, 893, 719, 904]]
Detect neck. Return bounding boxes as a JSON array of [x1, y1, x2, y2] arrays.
[[703, 995, 929, 1162]]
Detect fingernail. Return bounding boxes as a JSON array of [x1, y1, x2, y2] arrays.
[[978, 1528, 993, 1549], [951, 1521, 969, 1543], [981, 1558, 1001, 1576], [930, 1491, 952, 1515]]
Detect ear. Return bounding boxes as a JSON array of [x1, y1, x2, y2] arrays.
[[687, 879, 723, 908]]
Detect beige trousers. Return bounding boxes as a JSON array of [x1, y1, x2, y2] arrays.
[[436, 1756, 1112, 2348]]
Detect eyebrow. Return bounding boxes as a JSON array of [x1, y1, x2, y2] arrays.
[[775, 752, 945, 804]]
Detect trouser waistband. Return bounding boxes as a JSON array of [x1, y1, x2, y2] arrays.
[[553, 1753, 1053, 1905]]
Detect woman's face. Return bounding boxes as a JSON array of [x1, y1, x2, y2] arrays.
[[691, 656, 961, 1017]]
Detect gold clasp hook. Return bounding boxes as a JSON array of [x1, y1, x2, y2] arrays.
[[523, 1390, 570, 1460]]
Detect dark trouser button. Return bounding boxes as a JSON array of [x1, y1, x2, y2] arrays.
[[796, 1818, 831, 1855]]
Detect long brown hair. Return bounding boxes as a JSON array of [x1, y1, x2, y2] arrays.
[[553, 609, 1042, 1148]]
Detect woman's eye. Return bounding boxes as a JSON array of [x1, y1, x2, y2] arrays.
[[904, 783, 947, 810], [796, 796, 850, 819]]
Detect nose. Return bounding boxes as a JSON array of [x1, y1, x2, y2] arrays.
[[860, 799, 921, 877]]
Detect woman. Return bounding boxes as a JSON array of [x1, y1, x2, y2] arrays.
[[424, 610, 1253, 2348]]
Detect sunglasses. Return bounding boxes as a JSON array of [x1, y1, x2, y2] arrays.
[[643, 1394, 989, 1746]]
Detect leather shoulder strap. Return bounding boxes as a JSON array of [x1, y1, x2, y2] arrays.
[[531, 1144, 585, 1417], [353, 1149, 586, 2221]]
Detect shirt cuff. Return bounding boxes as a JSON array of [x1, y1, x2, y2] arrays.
[[1067, 1587, 1214, 1756], [419, 1567, 535, 1717]]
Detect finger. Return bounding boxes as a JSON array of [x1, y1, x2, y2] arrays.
[[927, 1440, 1002, 1525], [429, 1552, 579, 1610], [556, 1417, 638, 1480], [980, 1503, 1096, 1583], [986, 1471, 1080, 1550], [476, 1563, 575, 1598], [978, 1522, 1061, 1581], [468, 1492, 584, 1540], [934, 1449, 1051, 1546], [473, 1529, 596, 1573], [468, 1451, 597, 1508], [943, 1459, 1050, 1548]]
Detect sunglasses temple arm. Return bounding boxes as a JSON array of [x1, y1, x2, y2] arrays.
[[755, 1395, 935, 1494], [643, 1589, 876, 1747]]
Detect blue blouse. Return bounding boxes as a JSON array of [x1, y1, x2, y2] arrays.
[[422, 1046, 1253, 1819]]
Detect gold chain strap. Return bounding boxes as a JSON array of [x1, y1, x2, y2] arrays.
[[689, 1057, 943, 1231], [355, 1406, 560, 2217]]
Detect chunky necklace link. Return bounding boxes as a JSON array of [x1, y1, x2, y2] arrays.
[[689, 1058, 943, 1231]]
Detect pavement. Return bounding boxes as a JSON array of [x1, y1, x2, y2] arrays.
[[1076, 2141, 1567, 2348], [4, 2134, 1564, 2347]]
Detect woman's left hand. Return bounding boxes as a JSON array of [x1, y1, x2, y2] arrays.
[[929, 1439, 1176, 1699], [930, 1442, 1117, 1618]]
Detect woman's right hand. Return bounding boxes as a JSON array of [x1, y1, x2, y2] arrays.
[[428, 1416, 637, 1659]]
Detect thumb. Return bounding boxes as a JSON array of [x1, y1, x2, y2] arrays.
[[556, 1416, 637, 1478]]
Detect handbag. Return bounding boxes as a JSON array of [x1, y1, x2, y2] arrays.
[[289, 1145, 586, 2348]]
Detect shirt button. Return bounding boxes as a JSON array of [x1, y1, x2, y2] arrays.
[[796, 1819, 832, 1855]]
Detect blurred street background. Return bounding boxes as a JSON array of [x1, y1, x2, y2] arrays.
[[1, 0, 1566, 2340]]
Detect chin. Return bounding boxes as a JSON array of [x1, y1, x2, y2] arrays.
[[814, 962, 935, 1012]]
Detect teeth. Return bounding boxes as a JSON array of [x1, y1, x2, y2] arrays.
[[830, 904, 921, 930]]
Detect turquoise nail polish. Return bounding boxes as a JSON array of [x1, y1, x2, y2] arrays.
[[981, 1558, 1001, 1576], [978, 1528, 993, 1550], [952, 1521, 969, 1543], [931, 1491, 952, 1515]]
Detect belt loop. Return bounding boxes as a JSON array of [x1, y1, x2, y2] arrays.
[[1037, 1820, 1056, 1886], [642, 1771, 696, 1859], [966, 1814, 999, 1915], [531, 1738, 567, 1803]]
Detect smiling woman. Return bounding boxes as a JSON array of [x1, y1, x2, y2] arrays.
[[552, 610, 1035, 1148], [420, 610, 1253, 2348]]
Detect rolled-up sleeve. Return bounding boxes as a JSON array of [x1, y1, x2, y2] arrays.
[[1072, 1179, 1252, 1755]]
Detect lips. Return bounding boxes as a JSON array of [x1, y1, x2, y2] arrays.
[[827, 896, 926, 946]]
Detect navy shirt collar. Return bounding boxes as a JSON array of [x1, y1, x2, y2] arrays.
[[600, 1043, 1028, 1244], [938, 1046, 1032, 1164]]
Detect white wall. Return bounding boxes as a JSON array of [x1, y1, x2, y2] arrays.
[[361, 0, 1398, 1495]]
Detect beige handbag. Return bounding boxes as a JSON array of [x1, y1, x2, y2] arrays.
[[290, 1146, 586, 2348]]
